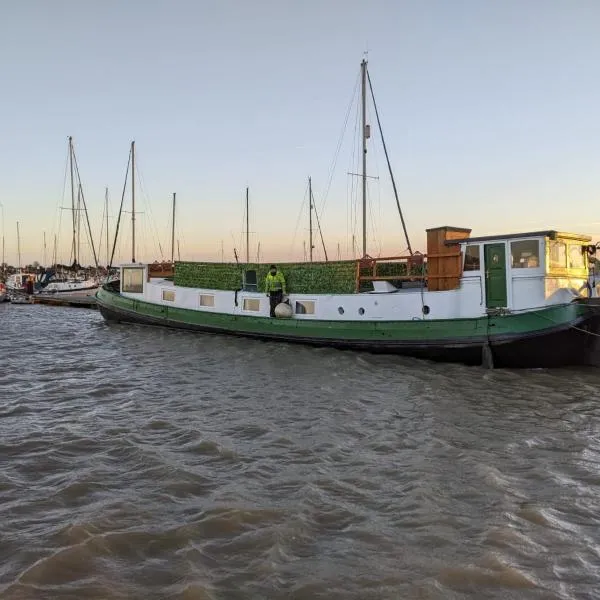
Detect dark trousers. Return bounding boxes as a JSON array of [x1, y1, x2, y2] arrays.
[[269, 291, 283, 317]]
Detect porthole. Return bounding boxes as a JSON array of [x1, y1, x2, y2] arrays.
[[358, 307, 365, 315], [422, 305, 430, 315], [338, 307, 345, 315]]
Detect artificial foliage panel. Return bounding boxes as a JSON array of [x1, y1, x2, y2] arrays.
[[175, 261, 357, 294]]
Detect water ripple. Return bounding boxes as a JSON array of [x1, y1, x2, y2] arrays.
[[2, 304, 600, 598]]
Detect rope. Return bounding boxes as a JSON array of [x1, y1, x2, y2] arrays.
[[318, 70, 360, 219], [530, 307, 600, 338]]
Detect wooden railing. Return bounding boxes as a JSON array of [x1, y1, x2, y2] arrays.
[[354, 252, 463, 292], [147, 262, 174, 279]]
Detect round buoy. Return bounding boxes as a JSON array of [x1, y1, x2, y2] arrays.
[[274, 302, 293, 319]]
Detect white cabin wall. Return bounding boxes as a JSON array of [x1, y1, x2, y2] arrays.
[[125, 277, 490, 322]]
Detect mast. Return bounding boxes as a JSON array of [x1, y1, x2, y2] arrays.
[[16, 221, 21, 271], [69, 136, 76, 265], [245, 187, 249, 264], [361, 58, 368, 258], [171, 192, 176, 264], [53, 234, 57, 268], [0, 202, 4, 277], [43, 231, 47, 266], [105, 187, 109, 268], [131, 141, 136, 263], [77, 183, 82, 266], [308, 176, 313, 262]]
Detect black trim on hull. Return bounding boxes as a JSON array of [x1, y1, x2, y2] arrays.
[[97, 299, 600, 369]]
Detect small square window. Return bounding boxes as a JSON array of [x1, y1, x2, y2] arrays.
[[243, 298, 260, 311], [549, 241, 567, 269], [199, 294, 215, 307], [295, 300, 315, 314], [162, 290, 175, 302], [511, 240, 539, 268], [568, 244, 586, 269], [464, 245, 480, 271], [122, 267, 144, 293]]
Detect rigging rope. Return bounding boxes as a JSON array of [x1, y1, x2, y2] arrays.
[[108, 150, 132, 270], [136, 159, 165, 260], [72, 151, 99, 268], [317, 71, 360, 219], [311, 182, 329, 261], [366, 67, 413, 255]]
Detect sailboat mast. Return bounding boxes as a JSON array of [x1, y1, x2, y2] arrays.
[[77, 183, 82, 266], [171, 192, 176, 264], [131, 141, 136, 263], [361, 58, 368, 258], [309, 176, 313, 262], [105, 187, 109, 268], [16, 221, 21, 271], [43, 231, 47, 266], [245, 187, 249, 264], [69, 136, 76, 265]]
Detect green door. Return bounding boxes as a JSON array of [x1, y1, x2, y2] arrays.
[[484, 243, 507, 308]]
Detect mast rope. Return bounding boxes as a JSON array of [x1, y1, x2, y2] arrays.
[[311, 182, 329, 261], [108, 149, 132, 269], [317, 70, 360, 219], [288, 180, 309, 258], [366, 67, 413, 255], [72, 151, 99, 268], [135, 160, 165, 260]]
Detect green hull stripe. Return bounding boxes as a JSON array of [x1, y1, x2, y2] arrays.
[[96, 288, 587, 343]]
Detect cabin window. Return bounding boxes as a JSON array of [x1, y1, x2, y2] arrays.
[[463, 245, 481, 271], [549, 241, 567, 269], [199, 294, 215, 307], [162, 290, 175, 302], [568, 244, 586, 269], [510, 240, 539, 268], [295, 300, 315, 315], [122, 267, 144, 293], [243, 298, 260, 312]]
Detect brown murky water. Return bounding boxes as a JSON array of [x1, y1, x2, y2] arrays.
[[1, 303, 600, 599]]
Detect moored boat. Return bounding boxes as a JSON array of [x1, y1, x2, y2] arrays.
[[96, 228, 600, 369]]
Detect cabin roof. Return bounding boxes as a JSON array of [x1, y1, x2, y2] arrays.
[[446, 230, 592, 245]]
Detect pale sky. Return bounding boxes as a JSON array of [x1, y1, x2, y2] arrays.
[[1, 0, 599, 266]]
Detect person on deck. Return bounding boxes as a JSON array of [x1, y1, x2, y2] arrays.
[[265, 265, 286, 317]]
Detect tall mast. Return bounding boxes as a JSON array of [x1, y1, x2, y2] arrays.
[[245, 186, 249, 264], [361, 58, 368, 258], [53, 234, 57, 267], [171, 192, 176, 264], [69, 136, 76, 265], [131, 141, 136, 262], [16, 221, 21, 271], [77, 183, 82, 266], [0, 202, 4, 277], [43, 231, 47, 266], [105, 187, 109, 268], [308, 176, 313, 262]]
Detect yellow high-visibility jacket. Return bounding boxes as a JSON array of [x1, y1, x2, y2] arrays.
[[265, 271, 286, 294]]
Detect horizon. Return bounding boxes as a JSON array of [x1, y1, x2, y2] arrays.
[[1, 0, 599, 266]]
